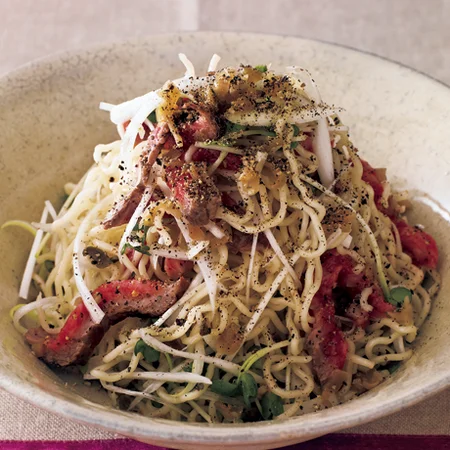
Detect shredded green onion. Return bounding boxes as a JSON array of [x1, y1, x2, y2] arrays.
[[254, 65, 268, 73], [291, 124, 300, 149], [1, 220, 36, 236], [164, 353, 173, 370], [9, 304, 38, 323], [241, 341, 289, 373]]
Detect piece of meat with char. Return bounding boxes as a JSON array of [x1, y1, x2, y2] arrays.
[[164, 258, 194, 280], [103, 123, 171, 229], [174, 100, 220, 148], [307, 250, 394, 384], [165, 162, 222, 226], [25, 278, 188, 366], [394, 219, 438, 269]]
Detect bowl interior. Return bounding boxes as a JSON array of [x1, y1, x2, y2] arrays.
[[0, 32, 449, 449]]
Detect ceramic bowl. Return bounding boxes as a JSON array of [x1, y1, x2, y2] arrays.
[[0, 32, 449, 449]]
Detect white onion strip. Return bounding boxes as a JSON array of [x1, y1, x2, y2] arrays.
[[187, 240, 210, 259], [313, 118, 334, 188], [13, 295, 57, 334], [153, 283, 208, 328], [44, 200, 58, 221], [176, 219, 217, 313], [127, 362, 187, 411], [208, 151, 228, 175], [147, 246, 189, 260], [207, 54, 221, 73], [19, 204, 49, 299], [99, 102, 115, 112], [205, 221, 226, 239], [30, 222, 53, 233], [72, 195, 113, 324], [290, 67, 335, 188], [120, 92, 162, 159], [245, 232, 259, 304], [132, 371, 211, 384], [87, 369, 211, 385], [263, 228, 299, 286], [178, 53, 196, 78], [185, 271, 204, 294], [118, 187, 153, 264], [342, 234, 353, 249], [156, 177, 172, 197], [138, 331, 240, 375], [242, 251, 302, 345], [254, 202, 299, 286], [101, 383, 190, 419], [184, 145, 197, 163]]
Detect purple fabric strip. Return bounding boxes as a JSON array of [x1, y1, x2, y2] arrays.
[[288, 434, 450, 450], [0, 440, 165, 450], [1, 434, 450, 450]]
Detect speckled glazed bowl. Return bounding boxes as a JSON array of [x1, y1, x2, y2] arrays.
[[0, 32, 449, 449]]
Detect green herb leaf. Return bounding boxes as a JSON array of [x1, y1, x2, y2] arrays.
[[261, 392, 284, 419], [241, 345, 276, 373], [388, 287, 412, 307], [386, 361, 401, 374], [121, 242, 131, 255], [134, 245, 150, 255], [141, 225, 149, 245], [121, 243, 150, 256], [239, 372, 258, 408], [291, 124, 300, 149], [225, 120, 246, 134], [44, 260, 55, 272], [210, 379, 241, 397], [164, 353, 173, 370], [134, 339, 160, 363], [254, 65, 267, 73], [183, 362, 193, 372], [252, 359, 264, 370], [78, 364, 89, 375], [247, 128, 276, 137], [148, 111, 157, 123]]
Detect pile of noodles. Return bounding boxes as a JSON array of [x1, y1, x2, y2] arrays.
[[10, 55, 440, 423]]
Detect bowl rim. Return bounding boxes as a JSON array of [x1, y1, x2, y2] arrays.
[[1, 31, 449, 445]]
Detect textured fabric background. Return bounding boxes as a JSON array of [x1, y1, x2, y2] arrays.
[[2, 0, 450, 85], [0, 0, 449, 442], [1, 388, 449, 440]]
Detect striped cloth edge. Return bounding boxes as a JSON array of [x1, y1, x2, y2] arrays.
[[1, 435, 450, 450]]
